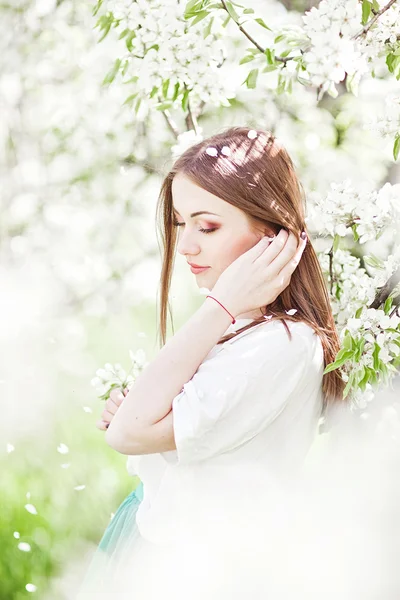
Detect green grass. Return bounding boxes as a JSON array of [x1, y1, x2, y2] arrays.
[[0, 415, 141, 600]]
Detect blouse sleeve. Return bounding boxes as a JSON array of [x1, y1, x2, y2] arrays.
[[171, 322, 314, 465]]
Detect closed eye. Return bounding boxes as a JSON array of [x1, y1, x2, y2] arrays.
[[173, 221, 217, 234]]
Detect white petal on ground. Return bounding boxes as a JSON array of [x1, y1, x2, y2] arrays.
[[74, 485, 86, 491], [82, 406, 92, 413], [25, 583, 37, 592], [24, 504, 38, 515], [7, 443, 15, 453], [18, 542, 31, 552], [57, 443, 69, 454], [13, 532, 20, 539]]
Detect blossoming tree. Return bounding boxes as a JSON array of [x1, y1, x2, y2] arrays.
[[90, 0, 400, 410]]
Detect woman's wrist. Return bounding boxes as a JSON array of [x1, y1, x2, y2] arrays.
[[204, 294, 238, 324]]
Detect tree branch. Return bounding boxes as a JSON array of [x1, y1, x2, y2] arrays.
[[183, 83, 201, 135], [219, 0, 292, 63], [328, 244, 334, 295], [353, 0, 398, 40], [368, 264, 400, 310], [159, 99, 180, 139]]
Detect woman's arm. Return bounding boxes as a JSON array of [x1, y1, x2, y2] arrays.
[[105, 297, 232, 454]]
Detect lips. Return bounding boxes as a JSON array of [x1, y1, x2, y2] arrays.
[[188, 262, 208, 268]]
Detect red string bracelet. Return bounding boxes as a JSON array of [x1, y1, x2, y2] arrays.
[[206, 295, 236, 324]]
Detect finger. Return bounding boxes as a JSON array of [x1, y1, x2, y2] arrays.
[[110, 388, 125, 406], [122, 388, 128, 397], [245, 234, 276, 263], [105, 397, 120, 415], [101, 409, 114, 423], [256, 228, 290, 268], [96, 419, 108, 431], [277, 233, 307, 280]]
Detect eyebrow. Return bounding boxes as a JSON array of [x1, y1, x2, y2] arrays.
[[172, 208, 221, 218]]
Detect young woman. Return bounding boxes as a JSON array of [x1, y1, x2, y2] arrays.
[[77, 126, 345, 599]]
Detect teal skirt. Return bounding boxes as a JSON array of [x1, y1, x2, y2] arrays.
[[76, 482, 144, 599]]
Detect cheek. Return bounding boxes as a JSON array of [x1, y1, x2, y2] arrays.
[[216, 233, 258, 271]]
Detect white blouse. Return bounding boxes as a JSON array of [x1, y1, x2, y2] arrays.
[[126, 316, 325, 547]]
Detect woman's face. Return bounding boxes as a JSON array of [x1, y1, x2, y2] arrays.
[[171, 173, 273, 318]]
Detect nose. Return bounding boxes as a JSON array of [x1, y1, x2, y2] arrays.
[[176, 229, 201, 258]]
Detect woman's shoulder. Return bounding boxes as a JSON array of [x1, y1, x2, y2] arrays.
[[227, 318, 320, 348]]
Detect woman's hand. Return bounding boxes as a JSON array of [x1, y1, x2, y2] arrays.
[[211, 229, 307, 318], [96, 387, 128, 431]]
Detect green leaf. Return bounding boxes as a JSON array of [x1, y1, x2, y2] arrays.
[[181, 88, 190, 111], [343, 371, 356, 399], [224, 1, 240, 21], [323, 351, 354, 374], [363, 253, 384, 269], [203, 15, 214, 38], [191, 10, 210, 25], [118, 28, 130, 40], [373, 343, 380, 370], [343, 331, 353, 351], [372, 0, 380, 10], [384, 296, 394, 315], [96, 14, 114, 42], [149, 85, 158, 99], [123, 93, 138, 106], [222, 14, 231, 27], [386, 53, 395, 72], [355, 307, 363, 318], [262, 64, 277, 73], [336, 347, 356, 362], [155, 101, 174, 111], [362, 0, 371, 25], [358, 367, 370, 391], [134, 97, 142, 114], [355, 338, 366, 362], [239, 54, 256, 65], [274, 33, 286, 44], [333, 233, 340, 252], [172, 82, 180, 102], [103, 58, 121, 85], [125, 31, 136, 51], [246, 68, 259, 88], [351, 223, 359, 242], [184, 0, 203, 18], [162, 78, 170, 98], [92, 0, 104, 17], [121, 58, 130, 77], [277, 73, 285, 94], [243, 8, 254, 13], [264, 48, 275, 65], [255, 17, 271, 30], [393, 133, 400, 161]]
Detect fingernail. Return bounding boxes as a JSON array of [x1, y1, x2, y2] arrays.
[[105, 423, 109, 429], [301, 231, 307, 240]]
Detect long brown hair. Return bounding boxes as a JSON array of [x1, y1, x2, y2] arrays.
[[155, 126, 345, 410]]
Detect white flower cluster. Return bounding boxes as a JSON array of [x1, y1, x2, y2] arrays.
[[364, 93, 400, 138], [102, 0, 235, 110], [310, 179, 400, 244], [171, 127, 204, 159], [357, 2, 400, 62], [301, 0, 368, 96], [341, 307, 400, 409], [318, 248, 376, 326], [370, 244, 400, 288], [91, 348, 147, 399]]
